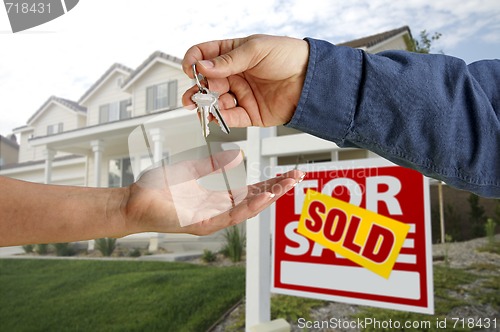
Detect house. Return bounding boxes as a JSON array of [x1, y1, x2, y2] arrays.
[[1, 26, 424, 251], [0, 134, 19, 168]]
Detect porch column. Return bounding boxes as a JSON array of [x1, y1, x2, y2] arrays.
[[149, 128, 165, 163], [43, 148, 56, 184], [90, 140, 104, 188], [147, 128, 165, 252]]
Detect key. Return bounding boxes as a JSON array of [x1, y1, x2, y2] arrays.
[[191, 64, 230, 137], [210, 95, 230, 135], [191, 89, 215, 137], [191, 88, 231, 137]]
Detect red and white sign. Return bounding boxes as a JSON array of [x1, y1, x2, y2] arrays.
[[271, 159, 434, 314]]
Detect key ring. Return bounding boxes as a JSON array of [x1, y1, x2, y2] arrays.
[[192, 64, 208, 93]]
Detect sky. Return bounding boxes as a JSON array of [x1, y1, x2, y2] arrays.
[[0, 0, 499, 136]]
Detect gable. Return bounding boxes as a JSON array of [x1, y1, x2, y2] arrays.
[[122, 51, 183, 92], [78, 64, 133, 105]]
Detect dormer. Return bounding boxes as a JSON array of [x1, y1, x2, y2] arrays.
[[16, 96, 86, 162], [121, 51, 192, 117], [27, 95, 87, 137], [78, 63, 133, 126]]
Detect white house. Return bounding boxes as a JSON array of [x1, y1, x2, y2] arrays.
[[1, 26, 415, 252]]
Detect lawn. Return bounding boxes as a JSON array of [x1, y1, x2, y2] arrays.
[[0, 259, 245, 332]]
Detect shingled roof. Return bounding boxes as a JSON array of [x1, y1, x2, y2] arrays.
[[339, 26, 412, 49], [78, 63, 133, 104], [122, 51, 182, 90], [27, 95, 87, 124]]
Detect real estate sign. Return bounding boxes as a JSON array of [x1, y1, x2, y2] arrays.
[[271, 159, 434, 314]]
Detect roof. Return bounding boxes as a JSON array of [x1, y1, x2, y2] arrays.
[[0, 135, 19, 149], [339, 26, 412, 49], [27, 95, 87, 124], [122, 50, 182, 90], [78, 63, 133, 104]]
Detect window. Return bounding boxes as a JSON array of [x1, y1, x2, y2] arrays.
[[99, 99, 131, 124], [47, 123, 63, 135], [108, 158, 134, 188], [146, 80, 177, 112]]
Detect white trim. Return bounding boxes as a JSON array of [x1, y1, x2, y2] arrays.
[[0, 156, 85, 175], [366, 31, 409, 53], [29, 99, 85, 125], [261, 133, 343, 157], [122, 57, 182, 92], [28, 108, 193, 147]]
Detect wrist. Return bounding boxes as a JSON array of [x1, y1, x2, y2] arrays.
[[108, 186, 137, 238]]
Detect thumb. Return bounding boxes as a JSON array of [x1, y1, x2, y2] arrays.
[[196, 38, 262, 79]]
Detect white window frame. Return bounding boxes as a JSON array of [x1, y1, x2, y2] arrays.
[[146, 80, 178, 112], [99, 99, 131, 124], [47, 123, 63, 135]]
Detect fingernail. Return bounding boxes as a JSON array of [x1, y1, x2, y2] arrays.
[[269, 193, 276, 199], [298, 172, 306, 183], [199, 60, 214, 69], [185, 104, 196, 110]]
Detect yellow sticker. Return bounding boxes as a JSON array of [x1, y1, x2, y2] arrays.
[[297, 189, 410, 279]]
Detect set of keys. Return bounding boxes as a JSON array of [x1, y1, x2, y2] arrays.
[[191, 64, 230, 137]]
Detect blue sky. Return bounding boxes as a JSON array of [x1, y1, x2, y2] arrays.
[[1, 0, 499, 136]]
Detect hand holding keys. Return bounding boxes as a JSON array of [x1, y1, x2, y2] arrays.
[[191, 64, 230, 137]]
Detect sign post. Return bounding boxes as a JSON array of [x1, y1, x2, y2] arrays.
[[272, 159, 434, 314]]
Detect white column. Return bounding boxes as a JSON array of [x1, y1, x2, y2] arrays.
[[245, 127, 276, 331], [149, 128, 165, 163], [331, 150, 339, 162], [148, 128, 165, 252], [43, 148, 56, 184], [91, 140, 104, 188]]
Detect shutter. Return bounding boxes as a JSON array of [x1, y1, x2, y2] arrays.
[[47, 125, 53, 135], [99, 105, 109, 123], [120, 100, 130, 119], [146, 86, 156, 112], [58, 123, 64, 133], [168, 80, 178, 108]]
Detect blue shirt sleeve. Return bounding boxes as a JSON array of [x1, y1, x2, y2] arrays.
[[287, 38, 500, 198]]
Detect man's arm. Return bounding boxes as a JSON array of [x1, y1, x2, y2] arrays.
[[0, 176, 128, 246], [288, 38, 500, 198]]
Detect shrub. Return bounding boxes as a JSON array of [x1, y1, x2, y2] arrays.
[[22, 244, 34, 254], [35, 244, 49, 255], [128, 248, 141, 257], [221, 226, 245, 262], [94, 238, 117, 257], [468, 194, 487, 238], [201, 249, 217, 263], [53, 243, 75, 256]]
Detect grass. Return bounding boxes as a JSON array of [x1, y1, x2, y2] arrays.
[[0, 259, 245, 332], [354, 265, 490, 332]]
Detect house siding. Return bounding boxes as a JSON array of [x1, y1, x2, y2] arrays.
[[130, 62, 191, 117], [84, 71, 132, 126]]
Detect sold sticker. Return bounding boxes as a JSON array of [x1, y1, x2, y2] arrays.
[[297, 189, 410, 279]]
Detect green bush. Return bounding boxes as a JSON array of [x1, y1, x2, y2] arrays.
[[35, 244, 49, 255], [202, 249, 217, 263], [22, 244, 34, 253], [221, 226, 245, 262], [127, 248, 141, 257], [53, 243, 75, 256], [94, 238, 117, 257], [468, 194, 487, 238]]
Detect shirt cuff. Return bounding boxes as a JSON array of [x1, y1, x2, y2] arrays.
[[286, 37, 363, 147]]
